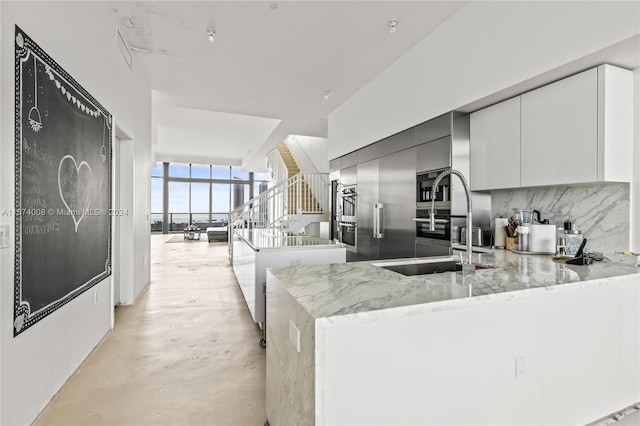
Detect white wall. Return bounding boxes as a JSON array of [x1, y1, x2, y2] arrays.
[[0, 2, 152, 424], [286, 135, 329, 174], [0, 2, 4, 422], [633, 68, 640, 252], [328, 0, 640, 250]]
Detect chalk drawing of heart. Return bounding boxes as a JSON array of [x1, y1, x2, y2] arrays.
[[58, 155, 93, 232]]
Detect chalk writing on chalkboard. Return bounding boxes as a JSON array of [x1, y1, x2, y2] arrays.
[[14, 26, 112, 336], [58, 155, 94, 232]]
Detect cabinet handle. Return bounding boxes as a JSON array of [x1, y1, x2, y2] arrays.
[[412, 218, 449, 224], [338, 222, 356, 228]]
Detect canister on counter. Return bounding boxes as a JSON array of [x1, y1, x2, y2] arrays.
[[564, 230, 583, 256]]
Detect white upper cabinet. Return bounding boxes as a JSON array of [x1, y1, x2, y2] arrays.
[[470, 97, 521, 190], [469, 64, 633, 190], [521, 68, 598, 187], [596, 65, 634, 182]]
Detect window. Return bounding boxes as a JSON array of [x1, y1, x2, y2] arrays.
[[190, 183, 210, 213], [151, 162, 269, 233], [231, 183, 250, 210], [151, 162, 164, 177], [212, 184, 230, 212], [169, 163, 190, 178], [168, 182, 189, 230], [191, 164, 211, 179], [151, 177, 163, 213], [151, 177, 163, 232], [253, 172, 269, 198], [212, 166, 230, 179], [231, 168, 249, 180]]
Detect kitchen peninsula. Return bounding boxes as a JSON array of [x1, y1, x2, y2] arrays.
[[265, 251, 640, 425], [232, 229, 345, 329]]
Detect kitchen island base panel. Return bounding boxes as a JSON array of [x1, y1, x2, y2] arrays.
[[268, 271, 639, 425], [266, 270, 315, 426], [232, 231, 346, 325]]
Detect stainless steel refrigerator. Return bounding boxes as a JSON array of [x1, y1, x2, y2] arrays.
[[356, 147, 416, 260]]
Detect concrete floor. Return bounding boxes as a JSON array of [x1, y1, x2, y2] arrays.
[[35, 235, 266, 425], [31, 234, 640, 426]]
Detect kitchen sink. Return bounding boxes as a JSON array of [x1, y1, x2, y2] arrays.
[[379, 260, 463, 276]]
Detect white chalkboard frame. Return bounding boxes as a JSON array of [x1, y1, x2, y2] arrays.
[[14, 26, 113, 336]]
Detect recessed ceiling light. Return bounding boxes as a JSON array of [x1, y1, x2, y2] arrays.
[[389, 19, 398, 34], [270, 3, 278, 10]]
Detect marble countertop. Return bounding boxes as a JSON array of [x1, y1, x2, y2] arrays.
[[234, 229, 343, 251], [268, 249, 640, 319]]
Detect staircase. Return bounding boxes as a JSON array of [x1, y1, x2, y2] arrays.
[[278, 144, 322, 218], [231, 144, 329, 239], [277, 144, 299, 177]]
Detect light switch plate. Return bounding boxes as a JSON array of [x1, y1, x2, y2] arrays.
[[0, 225, 9, 249], [289, 319, 300, 352], [515, 356, 526, 379]]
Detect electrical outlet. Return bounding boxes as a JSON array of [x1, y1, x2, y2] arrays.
[[0, 225, 9, 249], [515, 356, 525, 379], [289, 258, 301, 266], [289, 320, 300, 352]]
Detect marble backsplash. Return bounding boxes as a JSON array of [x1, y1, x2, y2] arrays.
[[491, 182, 630, 253]]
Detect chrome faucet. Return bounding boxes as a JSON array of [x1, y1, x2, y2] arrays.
[[430, 168, 473, 267]]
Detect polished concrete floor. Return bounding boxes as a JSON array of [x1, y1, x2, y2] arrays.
[[32, 235, 640, 426], [35, 235, 266, 425]]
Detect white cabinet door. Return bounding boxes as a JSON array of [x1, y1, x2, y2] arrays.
[[521, 68, 598, 187], [470, 97, 521, 191]]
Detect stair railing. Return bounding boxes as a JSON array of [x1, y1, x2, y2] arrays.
[[266, 148, 288, 184], [229, 173, 329, 249]]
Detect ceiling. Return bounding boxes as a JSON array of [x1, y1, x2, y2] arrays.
[[109, 1, 468, 170]]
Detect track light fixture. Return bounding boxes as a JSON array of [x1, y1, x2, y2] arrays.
[[207, 28, 216, 43], [389, 19, 398, 34]]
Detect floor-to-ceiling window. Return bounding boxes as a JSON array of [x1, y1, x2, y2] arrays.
[[150, 162, 269, 233], [150, 163, 164, 231]]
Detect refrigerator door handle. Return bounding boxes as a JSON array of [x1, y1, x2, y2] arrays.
[[374, 203, 384, 238], [372, 205, 377, 238]]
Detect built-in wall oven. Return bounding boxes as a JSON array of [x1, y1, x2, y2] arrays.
[[416, 168, 451, 208], [414, 208, 451, 241], [337, 184, 357, 252], [414, 208, 451, 257], [414, 168, 453, 257]]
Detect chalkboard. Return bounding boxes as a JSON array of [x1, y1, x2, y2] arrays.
[[13, 27, 112, 336]]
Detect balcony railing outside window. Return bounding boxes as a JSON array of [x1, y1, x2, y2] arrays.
[[150, 213, 229, 232]]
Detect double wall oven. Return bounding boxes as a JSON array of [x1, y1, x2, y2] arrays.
[[414, 168, 452, 257], [337, 184, 357, 252]]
